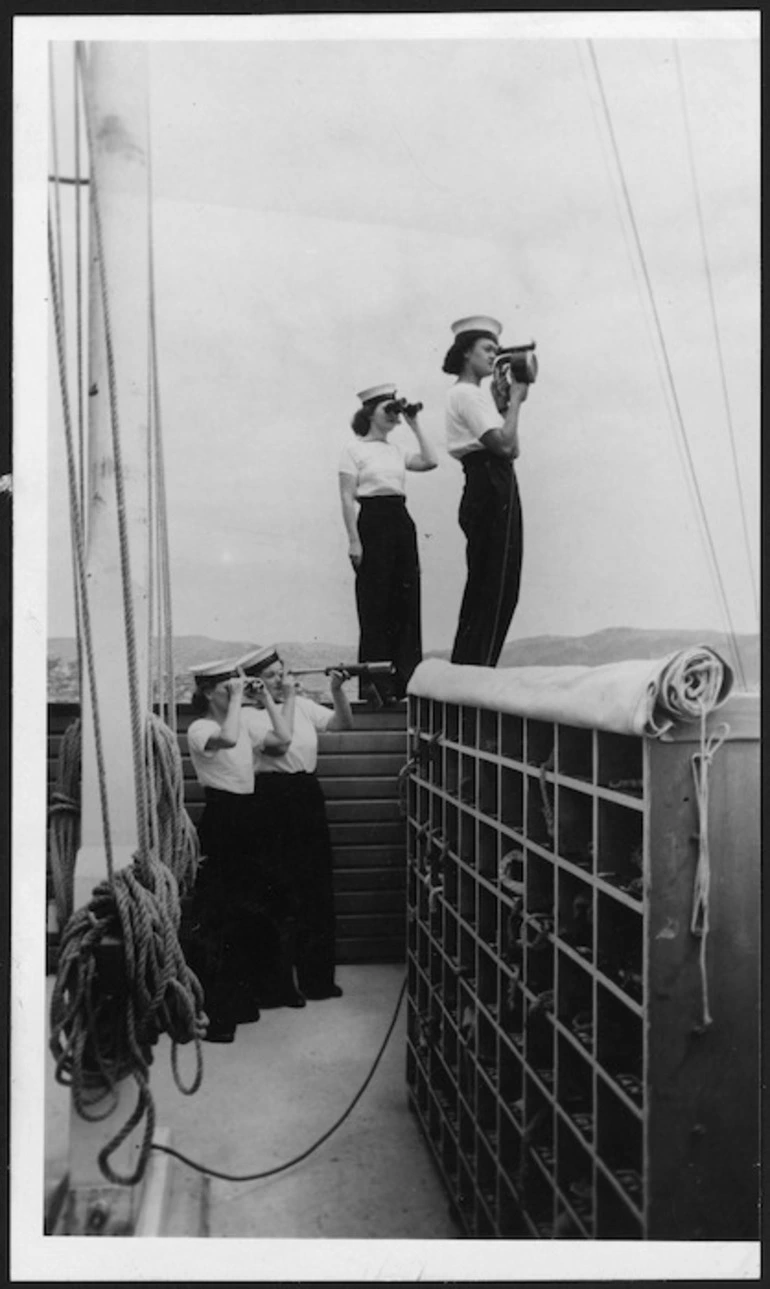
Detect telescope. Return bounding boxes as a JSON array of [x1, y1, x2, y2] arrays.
[[287, 661, 395, 679]]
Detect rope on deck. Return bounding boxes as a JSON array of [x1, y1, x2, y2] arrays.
[[49, 715, 206, 1186]]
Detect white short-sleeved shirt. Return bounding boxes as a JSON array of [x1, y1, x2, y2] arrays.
[[249, 695, 335, 774], [187, 717, 257, 794], [338, 438, 407, 497], [445, 382, 502, 460]]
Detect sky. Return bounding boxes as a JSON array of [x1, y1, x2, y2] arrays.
[[36, 16, 760, 654]]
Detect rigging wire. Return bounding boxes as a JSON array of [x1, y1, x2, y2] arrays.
[[49, 49, 85, 702], [673, 40, 759, 627], [48, 49, 66, 343], [48, 210, 116, 880], [73, 45, 85, 695], [586, 40, 748, 691], [574, 40, 711, 544], [147, 124, 178, 730]]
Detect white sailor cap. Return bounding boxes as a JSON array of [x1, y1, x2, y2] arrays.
[[236, 644, 281, 677], [189, 657, 240, 686], [450, 315, 502, 340], [356, 383, 397, 405]]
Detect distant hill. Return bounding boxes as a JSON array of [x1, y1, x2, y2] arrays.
[[47, 636, 362, 701], [48, 627, 759, 700], [48, 635, 359, 674], [495, 627, 759, 686]]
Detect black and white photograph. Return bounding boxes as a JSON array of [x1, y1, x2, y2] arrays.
[[11, 9, 759, 1282]]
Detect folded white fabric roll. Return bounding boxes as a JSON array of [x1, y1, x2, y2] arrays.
[[407, 646, 733, 738]]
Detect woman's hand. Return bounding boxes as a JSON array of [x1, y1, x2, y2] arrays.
[[280, 671, 299, 702], [348, 538, 363, 570], [224, 676, 245, 701], [508, 374, 529, 404], [329, 667, 350, 694]]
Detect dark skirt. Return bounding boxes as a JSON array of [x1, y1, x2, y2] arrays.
[[252, 772, 338, 996], [182, 789, 296, 1029], [355, 494, 422, 701], [451, 449, 523, 667]]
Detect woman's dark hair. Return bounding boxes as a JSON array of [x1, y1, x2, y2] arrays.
[[190, 683, 213, 716], [442, 329, 497, 376], [350, 395, 390, 437]]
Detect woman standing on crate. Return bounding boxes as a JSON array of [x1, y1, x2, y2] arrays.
[[239, 645, 354, 1001], [339, 383, 437, 706], [443, 316, 532, 667], [184, 657, 300, 1041]]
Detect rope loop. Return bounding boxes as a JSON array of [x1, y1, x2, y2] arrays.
[[688, 706, 731, 1030]]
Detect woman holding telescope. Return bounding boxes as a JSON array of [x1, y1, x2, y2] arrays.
[[339, 384, 437, 705], [238, 645, 353, 1001]]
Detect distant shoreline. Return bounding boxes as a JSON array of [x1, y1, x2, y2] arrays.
[[46, 627, 759, 701]]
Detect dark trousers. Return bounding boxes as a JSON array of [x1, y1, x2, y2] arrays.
[[451, 450, 523, 668], [252, 773, 338, 995], [355, 495, 422, 701], [182, 791, 296, 1029]]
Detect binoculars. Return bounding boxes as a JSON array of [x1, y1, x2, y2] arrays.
[[494, 342, 538, 385], [383, 397, 423, 418]]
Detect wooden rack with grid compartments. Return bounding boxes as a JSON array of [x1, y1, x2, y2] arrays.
[[404, 691, 759, 1239]]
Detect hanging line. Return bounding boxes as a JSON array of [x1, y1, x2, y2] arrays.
[[47, 210, 117, 883], [147, 125, 178, 731], [689, 711, 730, 1032], [48, 49, 66, 344], [573, 38, 712, 555], [673, 41, 759, 627], [49, 47, 85, 701], [73, 44, 86, 696], [586, 40, 748, 692]]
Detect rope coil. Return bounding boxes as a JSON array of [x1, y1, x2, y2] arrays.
[[48, 715, 206, 1185]]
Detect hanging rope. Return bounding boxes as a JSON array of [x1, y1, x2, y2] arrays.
[[586, 40, 748, 692], [673, 41, 759, 627], [47, 44, 208, 1189], [147, 131, 178, 729], [48, 211, 116, 880], [73, 43, 86, 696], [48, 715, 205, 1185], [689, 711, 729, 1033], [48, 718, 82, 931]]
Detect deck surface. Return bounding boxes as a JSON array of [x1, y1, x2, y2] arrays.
[[46, 964, 461, 1240]]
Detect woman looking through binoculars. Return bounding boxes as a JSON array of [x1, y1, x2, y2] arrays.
[[339, 384, 437, 705], [183, 658, 297, 1040], [443, 316, 532, 668]]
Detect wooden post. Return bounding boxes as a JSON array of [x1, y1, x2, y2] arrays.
[[62, 41, 152, 1235]]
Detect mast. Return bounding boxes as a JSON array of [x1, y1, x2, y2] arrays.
[[65, 41, 153, 1233], [77, 41, 150, 906]]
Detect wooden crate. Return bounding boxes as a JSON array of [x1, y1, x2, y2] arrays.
[[404, 691, 759, 1239]]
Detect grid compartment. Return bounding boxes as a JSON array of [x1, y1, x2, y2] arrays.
[[405, 693, 758, 1240]]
